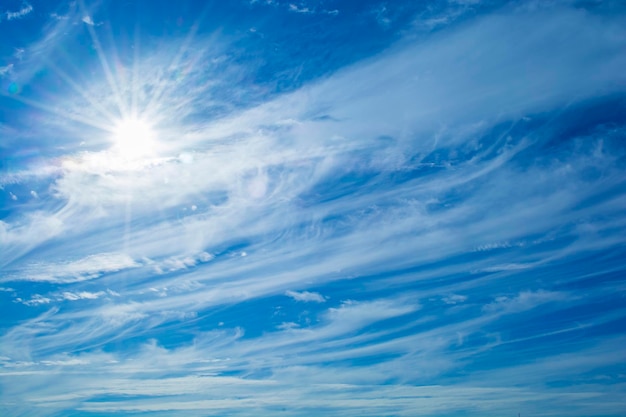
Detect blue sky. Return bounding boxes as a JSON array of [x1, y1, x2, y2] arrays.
[[1, 0, 626, 416]]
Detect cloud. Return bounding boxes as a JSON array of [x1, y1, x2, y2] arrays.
[[4, 3, 33, 21], [474, 241, 514, 251], [50, 12, 69, 20], [276, 321, 299, 330], [81, 15, 94, 26], [482, 290, 570, 314], [4, 253, 140, 283], [442, 294, 467, 305], [373, 4, 391, 28], [479, 263, 533, 273], [253, 1, 335, 15], [40, 358, 90, 366], [16, 294, 52, 306], [288, 4, 312, 14], [285, 289, 325, 302], [150, 252, 214, 274], [0, 1, 82, 92], [15, 291, 108, 306], [60, 291, 106, 301], [0, 64, 12, 77], [1, 3, 626, 416]]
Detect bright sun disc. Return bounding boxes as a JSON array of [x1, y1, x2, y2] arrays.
[[111, 117, 156, 159]]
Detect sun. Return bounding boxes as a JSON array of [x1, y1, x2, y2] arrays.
[[111, 117, 157, 159]]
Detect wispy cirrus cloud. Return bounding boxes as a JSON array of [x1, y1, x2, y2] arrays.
[[15, 290, 115, 306], [285, 289, 325, 302], [3, 2, 33, 21], [0, 64, 12, 76], [3, 253, 140, 284], [288, 4, 311, 14], [81, 15, 95, 26], [482, 290, 571, 314], [15, 294, 52, 306]]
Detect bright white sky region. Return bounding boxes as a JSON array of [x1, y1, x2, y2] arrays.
[[1, 1, 626, 416]]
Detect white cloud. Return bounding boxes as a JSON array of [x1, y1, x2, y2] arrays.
[[50, 12, 69, 20], [276, 321, 299, 330], [475, 241, 513, 251], [16, 291, 107, 306], [288, 4, 311, 14], [40, 358, 90, 366], [442, 294, 467, 305], [5, 3, 33, 21], [60, 291, 106, 301], [5, 253, 140, 283], [322, 299, 418, 335], [285, 290, 325, 303], [17, 294, 52, 306], [479, 263, 533, 273], [151, 252, 214, 274], [373, 4, 391, 27], [483, 290, 570, 314], [82, 16, 94, 26], [0, 64, 12, 77], [0, 1, 81, 96]]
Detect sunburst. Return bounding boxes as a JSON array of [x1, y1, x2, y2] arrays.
[[110, 117, 157, 160]]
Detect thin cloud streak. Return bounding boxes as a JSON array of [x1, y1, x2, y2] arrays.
[[285, 290, 326, 302], [4, 3, 33, 21]]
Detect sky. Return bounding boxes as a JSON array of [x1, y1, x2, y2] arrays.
[[1, 0, 626, 416]]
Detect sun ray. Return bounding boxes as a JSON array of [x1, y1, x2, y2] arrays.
[[44, 60, 120, 123], [2, 92, 114, 132], [131, 23, 141, 117], [144, 11, 208, 116], [78, 0, 128, 118]]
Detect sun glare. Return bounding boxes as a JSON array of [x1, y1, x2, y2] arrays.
[[111, 117, 156, 159]]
